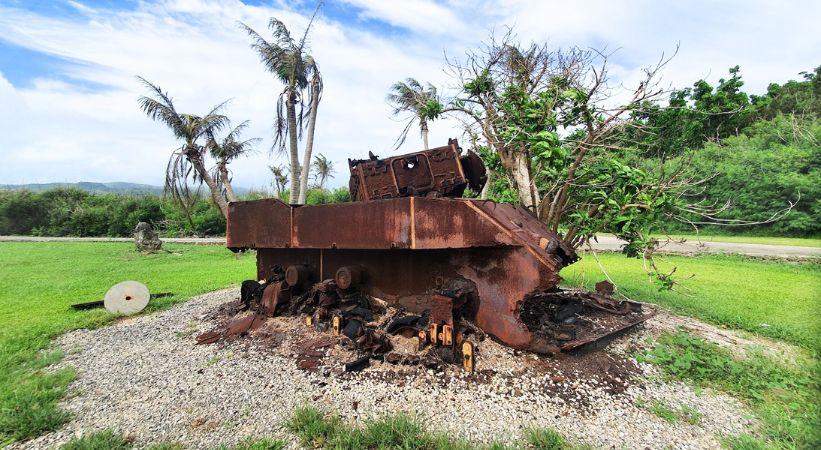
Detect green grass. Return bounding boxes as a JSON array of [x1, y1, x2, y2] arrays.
[[212, 437, 286, 450], [61, 430, 132, 450], [286, 404, 588, 449], [59, 431, 284, 450], [638, 331, 820, 449], [57, 414, 586, 450], [0, 242, 255, 444], [648, 400, 680, 424], [561, 253, 821, 351], [635, 399, 702, 425]]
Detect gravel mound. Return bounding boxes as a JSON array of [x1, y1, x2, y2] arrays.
[[16, 288, 757, 449]]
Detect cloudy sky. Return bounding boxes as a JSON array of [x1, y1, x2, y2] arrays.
[[0, 0, 818, 190]]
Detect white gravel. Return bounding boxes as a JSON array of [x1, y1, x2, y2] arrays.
[[15, 288, 760, 449]]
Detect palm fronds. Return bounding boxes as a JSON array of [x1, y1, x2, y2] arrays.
[[386, 78, 442, 149]]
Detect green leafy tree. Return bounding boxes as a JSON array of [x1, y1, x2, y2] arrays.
[[241, 3, 323, 204], [690, 66, 753, 141], [386, 78, 443, 149], [632, 66, 761, 158], [443, 34, 684, 253], [752, 66, 820, 119]]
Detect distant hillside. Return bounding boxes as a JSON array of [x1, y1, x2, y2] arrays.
[[0, 182, 252, 197], [0, 182, 164, 196]]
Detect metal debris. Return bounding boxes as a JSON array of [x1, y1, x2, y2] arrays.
[[343, 355, 371, 372]]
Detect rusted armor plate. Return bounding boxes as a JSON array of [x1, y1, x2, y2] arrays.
[[227, 198, 291, 250]]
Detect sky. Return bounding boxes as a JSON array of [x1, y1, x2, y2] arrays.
[[0, 0, 818, 191]]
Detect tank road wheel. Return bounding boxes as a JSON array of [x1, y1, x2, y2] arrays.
[[335, 266, 362, 290], [285, 265, 311, 290]]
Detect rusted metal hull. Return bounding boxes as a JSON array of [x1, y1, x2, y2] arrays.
[[227, 197, 589, 353]]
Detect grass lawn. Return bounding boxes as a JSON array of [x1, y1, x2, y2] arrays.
[[0, 242, 255, 444], [561, 252, 821, 351], [565, 253, 821, 448], [596, 233, 821, 248]]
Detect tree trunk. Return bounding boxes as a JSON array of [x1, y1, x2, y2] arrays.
[[286, 89, 300, 204], [479, 169, 492, 199], [219, 162, 238, 202], [421, 120, 429, 149], [297, 77, 321, 204], [511, 151, 536, 210], [497, 148, 537, 211], [189, 153, 229, 218]]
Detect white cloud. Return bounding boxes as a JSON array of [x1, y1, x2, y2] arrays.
[[341, 0, 468, 35], [0, 0, 817, 189]]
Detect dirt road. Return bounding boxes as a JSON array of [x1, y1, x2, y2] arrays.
[[1, 235, 818, 258]]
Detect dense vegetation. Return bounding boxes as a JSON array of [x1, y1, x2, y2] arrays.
[[0, 187, 350, 237], [475, 64, 819, 238], [1, 68, 817, 240], [637, 66, 820, 237]]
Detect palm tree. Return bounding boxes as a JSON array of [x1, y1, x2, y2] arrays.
[[387, 78, 443, 150], [208, 120, 260, 202], [241, 3, 323, 205], [137, 76, 231, 218], [311, 153, 335, 190], [269, 164, 289, 197]]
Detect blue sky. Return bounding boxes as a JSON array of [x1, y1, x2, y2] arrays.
[[0, 0, 818, 189]]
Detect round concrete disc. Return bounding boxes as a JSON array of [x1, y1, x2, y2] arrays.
[[104, 281, 150, 315]]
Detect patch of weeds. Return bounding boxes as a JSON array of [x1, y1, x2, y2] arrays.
[[485, 442, 519, 450], [358, 414, 430, 448], [175, 321, 200, 338], [286, 404, 341, 448], [206, 355, 222, 366], [638, 399, 702, 425], [722, 433, 771, 450], [525, 427, 576, 450], [523, 427, 592, 450], [637, 330, 820, 448], [649, 400, 679, 424], [213, 437, 286, 450], [61, 430, 132, 450], [679, 404, 702, 425], [145, 444, 185, 450], [286, 405, 581, 449]]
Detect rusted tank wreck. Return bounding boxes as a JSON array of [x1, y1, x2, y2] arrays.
[[218, 139, 650, 370]]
